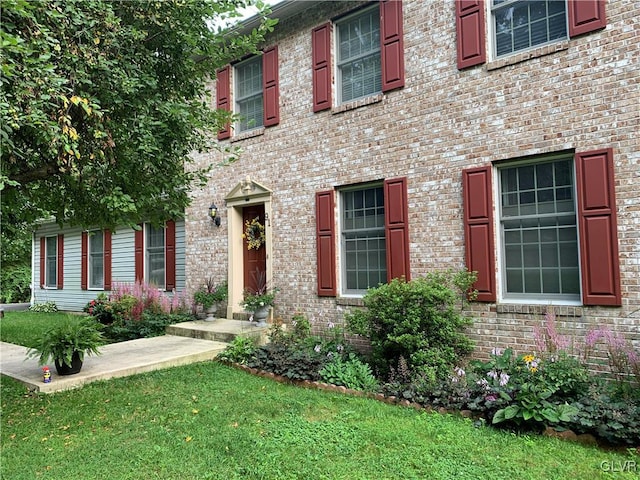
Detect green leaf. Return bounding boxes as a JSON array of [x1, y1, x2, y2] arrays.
[[503, 405, 520, 420]]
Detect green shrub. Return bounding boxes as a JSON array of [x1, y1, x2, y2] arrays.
[[102, 312, 193, 342], [83, 293, 116, 324], [568, 386, 640, 446], [247, 341, 327, 381], [346, 273, 475, 380], [246, 317, 334, 381], [0, 264, 31, 303], [217, 336, 258, 364], [319, 353, 379, 392]]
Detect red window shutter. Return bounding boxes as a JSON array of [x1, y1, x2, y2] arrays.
[[380, 0, 405, 92], [81, 231, 88, 290], [39, 237, 45, 288], [568, 0, 606, 38], [104, 230, 112, 291], [263, 46, 280, 127], [165, 220, 176, 291], [57, 234, 64, 289], [384, 177, 410, 281], [134, 226, 144, 283], [312, 23, 332, 112], [216, 66, 231, 140], [576, 148, 621, 306], [316, 190, 336, 296], [456, 0, 486, 69], [462, 166, 496, 302]]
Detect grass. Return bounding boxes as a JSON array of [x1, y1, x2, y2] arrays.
[[0, 311, 85, 347], [1, 312, 638, 479]]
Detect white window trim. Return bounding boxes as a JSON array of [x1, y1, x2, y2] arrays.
[[338, 182, 386, 297], [488, 0, 570, 61], [44, 235, 57, 289], [88, 230, 104, 291], [144, 223, 166, 290], [493, 156, 583, 306], [334, 4, 382, 106], [234, 55, 264, 133]]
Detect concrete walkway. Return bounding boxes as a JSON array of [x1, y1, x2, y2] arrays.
[[0, 335, 228, 394]]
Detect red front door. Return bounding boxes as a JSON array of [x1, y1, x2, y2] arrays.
[[243, 205, 267, 294]]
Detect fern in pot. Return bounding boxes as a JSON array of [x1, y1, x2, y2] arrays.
[[28, 316, 105, 375]]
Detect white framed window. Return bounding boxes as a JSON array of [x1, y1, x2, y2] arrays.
[[498, 154, 580, 301], [88, 231, 104, 289], [146, 223, 165, 289], [234, 56, 263, 132], [336, 5, 381, 104], [340, 184, 386, 294], [492, 0, 567, 57], [45, 236, 58, 288]]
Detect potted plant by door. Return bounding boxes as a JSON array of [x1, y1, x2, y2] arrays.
[[28, 317, 105, 375], [241, 287, 277, 327], [194, 279, 228, 321]]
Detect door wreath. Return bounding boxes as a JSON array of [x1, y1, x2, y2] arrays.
[[242, 217, 265, 250]]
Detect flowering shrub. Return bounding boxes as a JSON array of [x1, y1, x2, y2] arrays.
[[465, 348, 584, 427], [582, 325, 640, 397], [83, 282, 194, 342], [83, 293, 115, 324]]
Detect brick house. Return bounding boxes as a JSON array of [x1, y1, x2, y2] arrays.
[[33, 0, 636, 358], [186, 0, 638, 357]]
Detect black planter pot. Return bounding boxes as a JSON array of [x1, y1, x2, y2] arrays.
[[55, 351, 83, 375]]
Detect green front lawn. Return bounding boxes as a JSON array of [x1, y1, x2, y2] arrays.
[[1, 311, 637, 479], [2, 364, 637, 480]]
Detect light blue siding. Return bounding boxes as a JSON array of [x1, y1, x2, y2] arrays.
[[32, 221, 186, 312]]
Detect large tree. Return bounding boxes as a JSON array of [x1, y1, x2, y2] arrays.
[[1, 0, 275, 235]]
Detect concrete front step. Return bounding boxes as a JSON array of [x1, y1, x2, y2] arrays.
[[167, 319, 270, 345]]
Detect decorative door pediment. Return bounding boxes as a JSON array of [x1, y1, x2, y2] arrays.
[[225, 176, 272, 206]]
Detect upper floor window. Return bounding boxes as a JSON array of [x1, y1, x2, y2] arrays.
[[456, 0, 606, 69], [492, 0, 567, 57], [312, 1, 404, 112], [235, 56, 264, 132], [88, 231, 104, 289], [45, 236, 58, 288], [341, 184, 387, 294], [499, 156, 579, 301], [216, 47, 279, 140], [336, 5, 382, 104]]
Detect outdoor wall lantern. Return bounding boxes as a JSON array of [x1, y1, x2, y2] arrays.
[[208, 203, 221, 227]]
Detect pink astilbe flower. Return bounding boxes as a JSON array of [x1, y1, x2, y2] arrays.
[[533, 310, 571, 354]]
